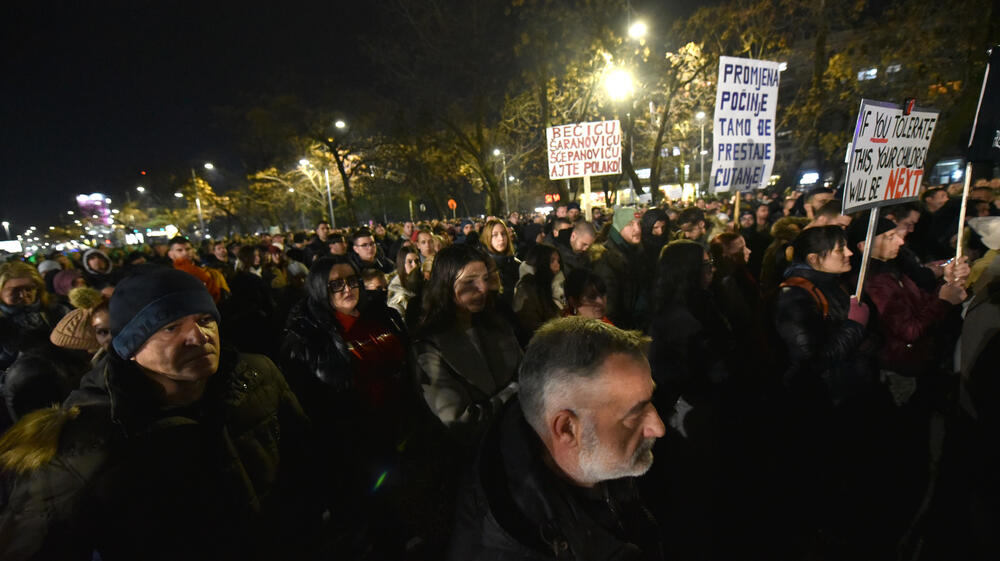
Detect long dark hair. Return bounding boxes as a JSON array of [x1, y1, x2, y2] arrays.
[[419, 244, 490, 334], [653, 240, 706, 312], [523, 243, 559, 304], [395, 246, 422, 292]]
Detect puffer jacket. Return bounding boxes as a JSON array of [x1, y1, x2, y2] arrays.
[[449, 400, 664, 560], [0, 300, 69, 371], [0, 350, 320, 561], [773, 263, 876, 407]]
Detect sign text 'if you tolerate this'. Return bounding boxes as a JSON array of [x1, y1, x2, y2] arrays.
[[547, 120, 621, 180], [843, 99, 938, 213], [710, 56, 781, 193]]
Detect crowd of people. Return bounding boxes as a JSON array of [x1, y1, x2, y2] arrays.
[[0, 178, 998, 560]]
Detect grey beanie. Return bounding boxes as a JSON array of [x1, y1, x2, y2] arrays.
[[110, 267, 220, 358]]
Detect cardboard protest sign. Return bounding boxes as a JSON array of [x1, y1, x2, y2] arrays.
[[709, 56, 781, 193], [842, 99, 939, 214], [546, 120, 622, 180], [967, 45, 1000, 164]]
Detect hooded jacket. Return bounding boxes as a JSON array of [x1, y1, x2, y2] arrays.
[[0, 350, 320, 561], [81, 249, 114, 289], [590, 228, 648, 329]]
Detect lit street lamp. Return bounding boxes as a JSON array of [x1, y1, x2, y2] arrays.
[[136, 186, 145, 193], [493, 148, 510, 215], [1, 221, 9, 239], [605, 68, 634, 101], [188, 162, 214, 238], [628, 21, 647, 39], [696, 111, 707, 197]]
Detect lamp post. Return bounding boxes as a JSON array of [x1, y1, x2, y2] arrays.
[[189, 162, 213, 238], [695, 111, 706, 198], [493, 148, 510, 215], [1, 221, 9, 240]]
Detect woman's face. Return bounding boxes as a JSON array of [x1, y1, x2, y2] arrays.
[[811, 242, 853, 274], [725, 236, 751, 264], [1, 278, 38, 307], [327, 263, 360, 315], [268, 252, 281, 264], [549, 252, 561, 274], [253, 250, 261, 267], [404, 252, 420, 275], [701, 251, 715, 288], [92, 308, 112, 349], [490, 224, 508, 253], [574, 289, 606, 320], [453, 261, 489, 315], [651, 220, 667, 237]]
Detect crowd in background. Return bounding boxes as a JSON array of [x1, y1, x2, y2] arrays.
[[1, 176, 999, 560]]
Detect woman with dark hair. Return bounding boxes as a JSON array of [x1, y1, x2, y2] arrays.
[[710, 232, 763, 337], [414, 244, 521, 446], [562, 268, 611, 323], [512, 244, 564, 336], [388, 245, 423, 324], [479, 218, 520, 308], [222, 245, 277, 358], [773, 225, 892, 552], [640, 207, 671, 264]]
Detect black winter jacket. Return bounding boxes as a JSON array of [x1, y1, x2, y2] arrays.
[[0, 350, 320, 561], [449, 401, 664, 561], [773, 264, 876, 407]]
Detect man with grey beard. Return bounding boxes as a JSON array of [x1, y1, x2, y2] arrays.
[[448, 317, 667, 560]]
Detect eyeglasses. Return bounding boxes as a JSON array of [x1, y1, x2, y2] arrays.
[[4, 286, 38, 298], [327, 276, 361, 293], [354, 242, 376, 249], [702, 258, 715, 269]]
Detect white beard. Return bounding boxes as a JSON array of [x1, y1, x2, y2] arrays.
[[577, 417, 656, 485]]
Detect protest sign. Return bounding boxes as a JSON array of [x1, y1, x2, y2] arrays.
[[546, 120, 622, 220], [546, 120, 622, 180], [842, 99, 939, 214], [709, 56, 781, 193], [957, 45, 1000, 260]]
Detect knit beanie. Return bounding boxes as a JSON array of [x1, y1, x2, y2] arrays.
[[847, 212, 897, 250], [612, 207, 641, 233], [50, 308, 99, 351], [36, 259, 62, 276], [53, 269, 83, 296], [110, 267, 220, 359]]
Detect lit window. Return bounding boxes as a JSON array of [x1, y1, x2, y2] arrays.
[[857, 67, 878, 81]]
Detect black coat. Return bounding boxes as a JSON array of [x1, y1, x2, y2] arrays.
[[0, 350, 321, 561], [449, 401, 664, 561]]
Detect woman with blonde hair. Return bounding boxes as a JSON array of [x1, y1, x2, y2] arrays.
[[0, 262, 70, 371]]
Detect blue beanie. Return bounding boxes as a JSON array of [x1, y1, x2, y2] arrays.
[[110, 267, 220, 358]]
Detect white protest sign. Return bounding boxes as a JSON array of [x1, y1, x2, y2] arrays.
[[709, 56, 781, 193], [546, 120, 622, 180], [842, 99, 939, 213]]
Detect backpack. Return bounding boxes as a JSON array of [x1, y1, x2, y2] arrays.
[[779, 276, 830, 319]]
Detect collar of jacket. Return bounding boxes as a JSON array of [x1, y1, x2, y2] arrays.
[[782, 262, 843, 287], [483, 402, 649, 558], [83, 349, 253, 439]]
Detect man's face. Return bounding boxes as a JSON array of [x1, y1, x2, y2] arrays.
[[739, 214, 755, 229], [554, 221, 573, 237], [575, 353, 665, 485], [1, 277, 39, 307], [316, 223, 331, 240], [620, 219, 642, 245], [417, 233, 435, 258], [891, 210, 919, 239], [681, 220, 705, 241], [462, 223, 474, 236], [87, 255, 109, 273], [352, 236, 377, 262], [374, 225, 386, 237], [568, 208, 580, 222], [133, 313, 220, 384], [555, 205, 568, 218], [329, 240, 348, 256], [570, 231, 595, 254], [213, 243, 228, 261], [167, 243, 193, 262], [508, 213, 520, 225], [808, 193, 834, 213], [870, 230, 905, 261], [403, 222, 414, 237], [927, 190, 949, 212]]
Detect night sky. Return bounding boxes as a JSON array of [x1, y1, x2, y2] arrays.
[[1, 1, 374, 232], [1, 1, 699, 234]]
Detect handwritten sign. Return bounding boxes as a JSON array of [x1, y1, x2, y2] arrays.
[[546, 120, 622, 179], [710, 56, 781, 193], [843, 99, 939, 213]]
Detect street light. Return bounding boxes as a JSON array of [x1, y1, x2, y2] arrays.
[[605, 68, 634, 101], [334, 120, 346, 129], [695, 111, 707, 197], [1, 221, 9, 239], [174, 192, 184, 198], [136, 186, 145, 193], [493, 149, 510, 215], [203, 162, 214, 170], [628, 21, 647, 39]]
